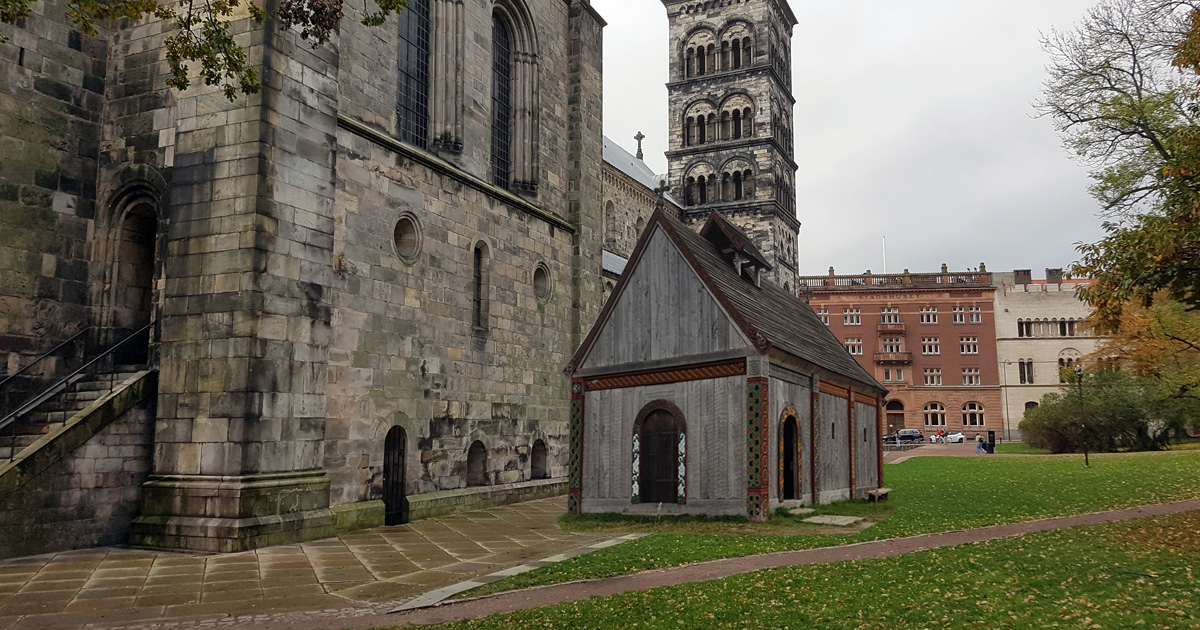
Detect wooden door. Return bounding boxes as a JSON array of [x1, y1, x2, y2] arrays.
[[782, 416, 799, 500], [384, 426, 408, 525], [640, 411, 678, 504]]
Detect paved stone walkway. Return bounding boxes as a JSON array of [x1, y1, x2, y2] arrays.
[[0, 497, 614, 630]]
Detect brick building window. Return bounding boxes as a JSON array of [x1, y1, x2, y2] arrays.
[[882, 368, 904, 382], [843, 308, 861, 326], [397, 0, 430, 148], [962, 368, 981, 386], [960, 337, 979, 355], [962, 402, 985, 426], [845, 338, 863, 355], [880, 307, 900, 324], [952, 306, 966, 324], [923, 402, 946, 426], [919, 306, 938, 324], [817, 307, 829, 325], [921, 337, 940, 355], [881, 337, 902, 353], [923, 368, 942, 386], [969, 306, 982, 324]]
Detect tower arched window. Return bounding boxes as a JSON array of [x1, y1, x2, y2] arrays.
[[397, 0, 430, 148], [732, 109, 742, 139], [721, 40, 730, 70], [720, 111, 730, 140]]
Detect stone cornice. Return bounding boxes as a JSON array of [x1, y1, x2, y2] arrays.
[[666, 65, 796, 106], [336, 115, 576, 235]]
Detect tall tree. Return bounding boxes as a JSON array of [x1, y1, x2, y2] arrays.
[[1040, 0, 1200, 329], [0, 0, 406, 100]]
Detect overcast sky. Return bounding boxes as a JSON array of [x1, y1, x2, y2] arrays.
[[593, 0, 1108, 278]]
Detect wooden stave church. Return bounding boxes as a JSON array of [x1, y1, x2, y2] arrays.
[[564, 209, 887, 521]]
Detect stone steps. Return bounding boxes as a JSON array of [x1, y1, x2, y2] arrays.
[[1, 365, 147, 461]]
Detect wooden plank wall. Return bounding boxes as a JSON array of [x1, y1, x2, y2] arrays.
[[854, 400, 880, 491], [581, 375, 746, 513], [768, 368, 813, 505], [817, 392, 850, 502], [579, 228, 749, 371]]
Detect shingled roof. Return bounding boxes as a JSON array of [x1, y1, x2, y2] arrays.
[[569, 209, 884, 394]]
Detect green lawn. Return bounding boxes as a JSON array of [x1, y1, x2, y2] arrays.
[[993, 442, 1050, 454], [430, 509, 1200, 629], [463, 450, 1200, 597]]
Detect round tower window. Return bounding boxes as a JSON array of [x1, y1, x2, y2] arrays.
[[393, 214, 421, 263], [533, 264, 551, 299]]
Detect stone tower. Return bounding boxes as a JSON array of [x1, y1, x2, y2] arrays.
[[662, 0, 800, 292]]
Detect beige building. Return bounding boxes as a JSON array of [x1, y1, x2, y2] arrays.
[[993, 270, 1099, 440]]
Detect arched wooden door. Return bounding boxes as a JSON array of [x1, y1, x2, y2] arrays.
[[782, 415, 800, 500], [383, 426, 408, 525], [640, 410, 679, 504]]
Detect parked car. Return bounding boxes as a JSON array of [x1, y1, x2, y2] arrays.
[[882, 428, 924, 444], [945, 431, 965, 443]]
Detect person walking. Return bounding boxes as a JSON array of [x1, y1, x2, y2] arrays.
[[976, 433, 986, 455]]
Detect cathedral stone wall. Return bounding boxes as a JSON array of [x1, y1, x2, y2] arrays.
[[602, 166, 657, 258]]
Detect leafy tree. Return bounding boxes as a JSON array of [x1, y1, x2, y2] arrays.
[[1039, 0, 1200, 329], [0, 0, 407, 100]]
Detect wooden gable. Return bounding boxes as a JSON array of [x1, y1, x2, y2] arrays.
[[575, 224, 753, 372]]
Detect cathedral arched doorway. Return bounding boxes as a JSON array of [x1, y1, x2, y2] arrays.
[[780, 413, 800, 500], [530, 439, 548, 479], [466, 440, 487, 486], [383, 426, 408, 525], [110, 201, 159, 364]]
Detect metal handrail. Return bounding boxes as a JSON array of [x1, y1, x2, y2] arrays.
[[1, 323, 152, 462], [0, 328, 89, 391]]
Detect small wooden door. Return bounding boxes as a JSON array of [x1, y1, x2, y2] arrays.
[[782, 416, 799, 500], [384, 426, 408, 526], [640, 411, 678, 504]]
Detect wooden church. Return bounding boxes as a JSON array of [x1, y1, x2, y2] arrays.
[[564, 210, 887, 521]]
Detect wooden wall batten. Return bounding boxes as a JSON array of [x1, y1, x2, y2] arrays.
[[819, 380, 849, 398], [745, 377, 770, 521], [848, 386, 856, 496], [584, 358, 746, 392], [568, 379, 584, 515], [876, 395, 884, 489], [809, 388, 819, 500], [853, 392, 877, 406]]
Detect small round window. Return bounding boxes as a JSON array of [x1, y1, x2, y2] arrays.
[[393, 214, 421, 263], [533, 264, 551, 299]]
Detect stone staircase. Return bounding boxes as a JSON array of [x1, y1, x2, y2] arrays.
[[0, 365, 147, 461]]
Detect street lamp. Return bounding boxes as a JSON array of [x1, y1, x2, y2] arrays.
[[1075, 364, 1088, 468]]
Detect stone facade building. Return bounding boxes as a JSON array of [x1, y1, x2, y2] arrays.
[[663, 0, 800, 292], [797, 267, 1004, 440], [1, 0, 609, 554], [994, 270, 1098, 440]]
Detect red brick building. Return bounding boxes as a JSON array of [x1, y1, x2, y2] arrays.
[[797, 266, 1003, 439]]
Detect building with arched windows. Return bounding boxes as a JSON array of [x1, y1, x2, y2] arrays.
[[664, 0, 801, 292], [0, 0, 612, 556]]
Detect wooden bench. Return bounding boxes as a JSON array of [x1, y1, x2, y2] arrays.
[[865, 487, 892, 503]]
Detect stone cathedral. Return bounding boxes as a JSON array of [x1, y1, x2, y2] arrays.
[[664, 0, 801, 293]]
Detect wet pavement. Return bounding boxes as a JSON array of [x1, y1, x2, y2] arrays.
[[0, 496, 614, 629]]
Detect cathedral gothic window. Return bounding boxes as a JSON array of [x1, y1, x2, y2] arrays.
[[490, 1, 539, 193], [396, 0, 430, 148]]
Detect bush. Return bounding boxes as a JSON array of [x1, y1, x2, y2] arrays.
[[1020, 370, 1194, 453]]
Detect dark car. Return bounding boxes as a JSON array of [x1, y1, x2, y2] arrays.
[[882, 428, 924, 444]]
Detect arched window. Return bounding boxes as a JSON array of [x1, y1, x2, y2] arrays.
[[962, 402, 985, 427], [491, 1, 539, 193], [530, 439, 548, 479], [923, 402, 946, 427], [384, 426, 408, 525], [743, 169, 754, 198], [632, 401, 686, 504], [397, 0, 430, 148], [721, 40, 730, 70], [742, 107, 753, 137], [720, 110, 730, 140], [491, 14, 513, 188], [472, 242, 490, 331], [732, 109, 742, 139], [467, 440, 488, 486], [1024, 401, 1039, 411], [635, 216, 645, 235]]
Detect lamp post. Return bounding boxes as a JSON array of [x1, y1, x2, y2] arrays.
[[1075, 364, 1088, 468]]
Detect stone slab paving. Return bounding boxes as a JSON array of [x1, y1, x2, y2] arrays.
[[800, 515, 863, 526], [0, 496, 616, 630]]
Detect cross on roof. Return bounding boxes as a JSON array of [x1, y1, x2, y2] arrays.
[[634, 131, 645, 160]]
